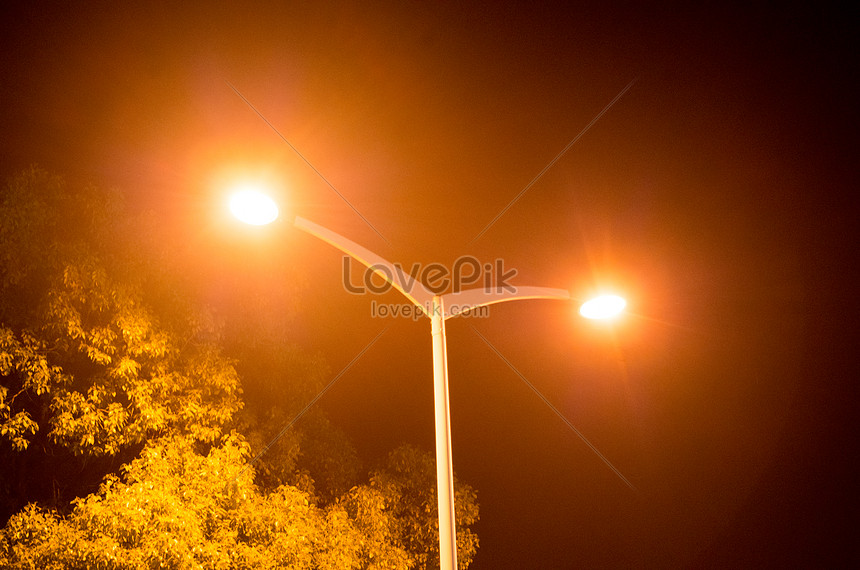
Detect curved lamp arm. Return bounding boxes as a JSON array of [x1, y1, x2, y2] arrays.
[[293, 216, 435, 313], [294, 216, 571, 319], [441, 286, 570, 319]]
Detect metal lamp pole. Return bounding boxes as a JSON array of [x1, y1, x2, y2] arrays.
[[292, 216, 570, 570]]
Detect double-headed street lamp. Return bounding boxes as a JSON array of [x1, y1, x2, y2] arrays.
[[230, 189, 625, 570]]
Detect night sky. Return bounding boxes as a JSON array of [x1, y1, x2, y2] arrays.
[[1, 2, 856, 568]]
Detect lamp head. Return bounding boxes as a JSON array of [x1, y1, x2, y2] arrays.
[[579, 294, 626, 320], [229, 188, 279, 225]]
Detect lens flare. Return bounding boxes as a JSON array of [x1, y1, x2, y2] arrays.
[[229, 189, 279, 225], [579, 294, 626, 320]]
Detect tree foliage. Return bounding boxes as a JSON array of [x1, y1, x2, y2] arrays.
[[0, 168, 243, 520], [0, 434, 413, 569], [0, 436, 478, 569], [0, 168, 479, 568], [372, 445, 480, 570], [0, 169, 241, 457]]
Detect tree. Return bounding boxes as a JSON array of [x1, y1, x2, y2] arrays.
[[0, 168, 241, 518], [0, 433, 413, 569], [0, 439, 478, 570]]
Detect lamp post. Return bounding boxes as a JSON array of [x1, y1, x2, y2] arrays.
[[230, 192, 625, 570], [294, 216, 579, 570]]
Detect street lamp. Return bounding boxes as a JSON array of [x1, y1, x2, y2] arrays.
[[579, 294, 626, 320], [229, 187, 279, 225], [229, 190, 625, 570]]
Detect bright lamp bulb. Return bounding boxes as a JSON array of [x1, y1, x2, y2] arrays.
[[579, 294, 627, 320], [229, 189, 279, 226]]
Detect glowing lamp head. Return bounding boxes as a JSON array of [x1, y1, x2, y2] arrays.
[[229, 189, 279, 225], [579, 294, 627, 320]]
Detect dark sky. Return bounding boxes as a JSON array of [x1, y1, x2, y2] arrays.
[[1, 1, 856, 567]]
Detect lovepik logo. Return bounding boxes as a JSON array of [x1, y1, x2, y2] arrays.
[[341, 256, 518, 296]]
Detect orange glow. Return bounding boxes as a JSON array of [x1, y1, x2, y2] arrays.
[[229, 187, 279, 225], [579, 294, 627, 320]]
